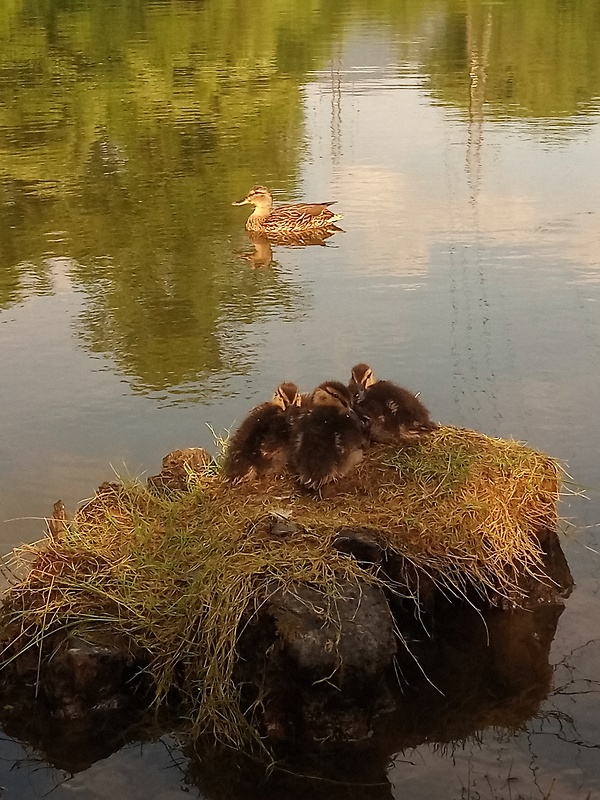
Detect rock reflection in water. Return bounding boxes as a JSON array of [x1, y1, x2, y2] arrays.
[[186, 604, 563, 800], [0, 601, 564, 798], [244, 227, 342, 268]]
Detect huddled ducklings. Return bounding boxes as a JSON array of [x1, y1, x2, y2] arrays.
[[349, 363, 437, 445], [223, 382, 301, 481], [287, 380, 369, 492]]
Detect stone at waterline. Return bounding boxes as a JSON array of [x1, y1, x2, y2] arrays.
[[235, 580, 397, 742], [0, 597, 568, 790], [147, 447, 214, 491]]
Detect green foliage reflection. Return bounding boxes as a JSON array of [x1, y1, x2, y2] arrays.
[[1, 0, 599, 392]]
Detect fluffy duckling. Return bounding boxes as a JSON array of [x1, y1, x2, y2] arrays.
[[288, 380, 368, 492], [349, 363, 437, 445], [224, 382, 301, 481]]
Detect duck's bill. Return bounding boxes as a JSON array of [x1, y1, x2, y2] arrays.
[[232, 198, 250, 206]]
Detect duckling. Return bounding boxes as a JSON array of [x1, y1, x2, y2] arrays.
[[232, 186, 343, 234], [288, 380, 368, 492], [349, 363, 437, 445], [224, 382, 301, 481]]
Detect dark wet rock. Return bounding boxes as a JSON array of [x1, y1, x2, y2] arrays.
[[330, 525, 574, 613], [377, 526, 573, 613], [147, 447, 214, 491], [0, 578, 569, 780], [271, 581, 396, 688], [0, 529, 573, 747], [188, 603, 565, 799], [0, 629, 154, 770], [235, 580, 397, 745], [0, 449, 574, 759], [332, 528, 384, 565], [475, 526, 574, 611], [39, 633, 150, 719], [527, 526, 574, 603]]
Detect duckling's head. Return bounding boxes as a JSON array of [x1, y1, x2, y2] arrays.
[[310, 380, 353, 410], [232, 186, 273, 211], [350, 363, 376, 389], [272, 382, 301, 410]]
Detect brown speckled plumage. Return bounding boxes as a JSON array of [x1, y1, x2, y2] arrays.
[[288, 381, 368, 491], [224, 383, 301, 481], [349, 363, 437, 445], [233, 185, 343, 234]]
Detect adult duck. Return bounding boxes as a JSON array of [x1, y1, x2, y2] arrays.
[[232, 185, 343, 234]]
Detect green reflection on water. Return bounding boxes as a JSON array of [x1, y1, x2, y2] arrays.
[[424, 0, 600, 119], [1, 0, 599, 391]]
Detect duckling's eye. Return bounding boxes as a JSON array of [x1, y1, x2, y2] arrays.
[[330, 390, 349, 407]]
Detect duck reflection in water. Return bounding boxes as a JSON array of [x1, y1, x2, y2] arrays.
[[243, 227, 341, 268]]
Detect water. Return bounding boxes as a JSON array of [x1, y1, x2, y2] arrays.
[[1, 0, 600, 797]]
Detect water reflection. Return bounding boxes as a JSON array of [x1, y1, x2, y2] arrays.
[[425, 0, 600, 121], [2, 2, 599, 281], [0, 602, 584, 800], [243, 229, 342, 268]]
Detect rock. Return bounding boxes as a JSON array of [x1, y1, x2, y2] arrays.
[[270, 581, 396, 688], [41, 634, 148, 718], [376, 526, 573, 613], [235, 579, 397, 745], [530, 526, 574, 602], [147, 447, 214, 491], [332, 528, 384, 565]]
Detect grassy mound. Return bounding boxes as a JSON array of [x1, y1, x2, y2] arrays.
[[0, 426, 561, 750]]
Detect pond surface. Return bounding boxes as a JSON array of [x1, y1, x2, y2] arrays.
[[1, 0, 600, 797]]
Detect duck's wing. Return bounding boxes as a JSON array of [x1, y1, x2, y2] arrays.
[[275, 202, 340, 219]]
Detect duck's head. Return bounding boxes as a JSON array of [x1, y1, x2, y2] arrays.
[[349, 363, 376, 404], [272, 382, 301, 410], [310, 380, 353, 410], [350, 363, 376, 389], [232, 186, 273, 211]]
